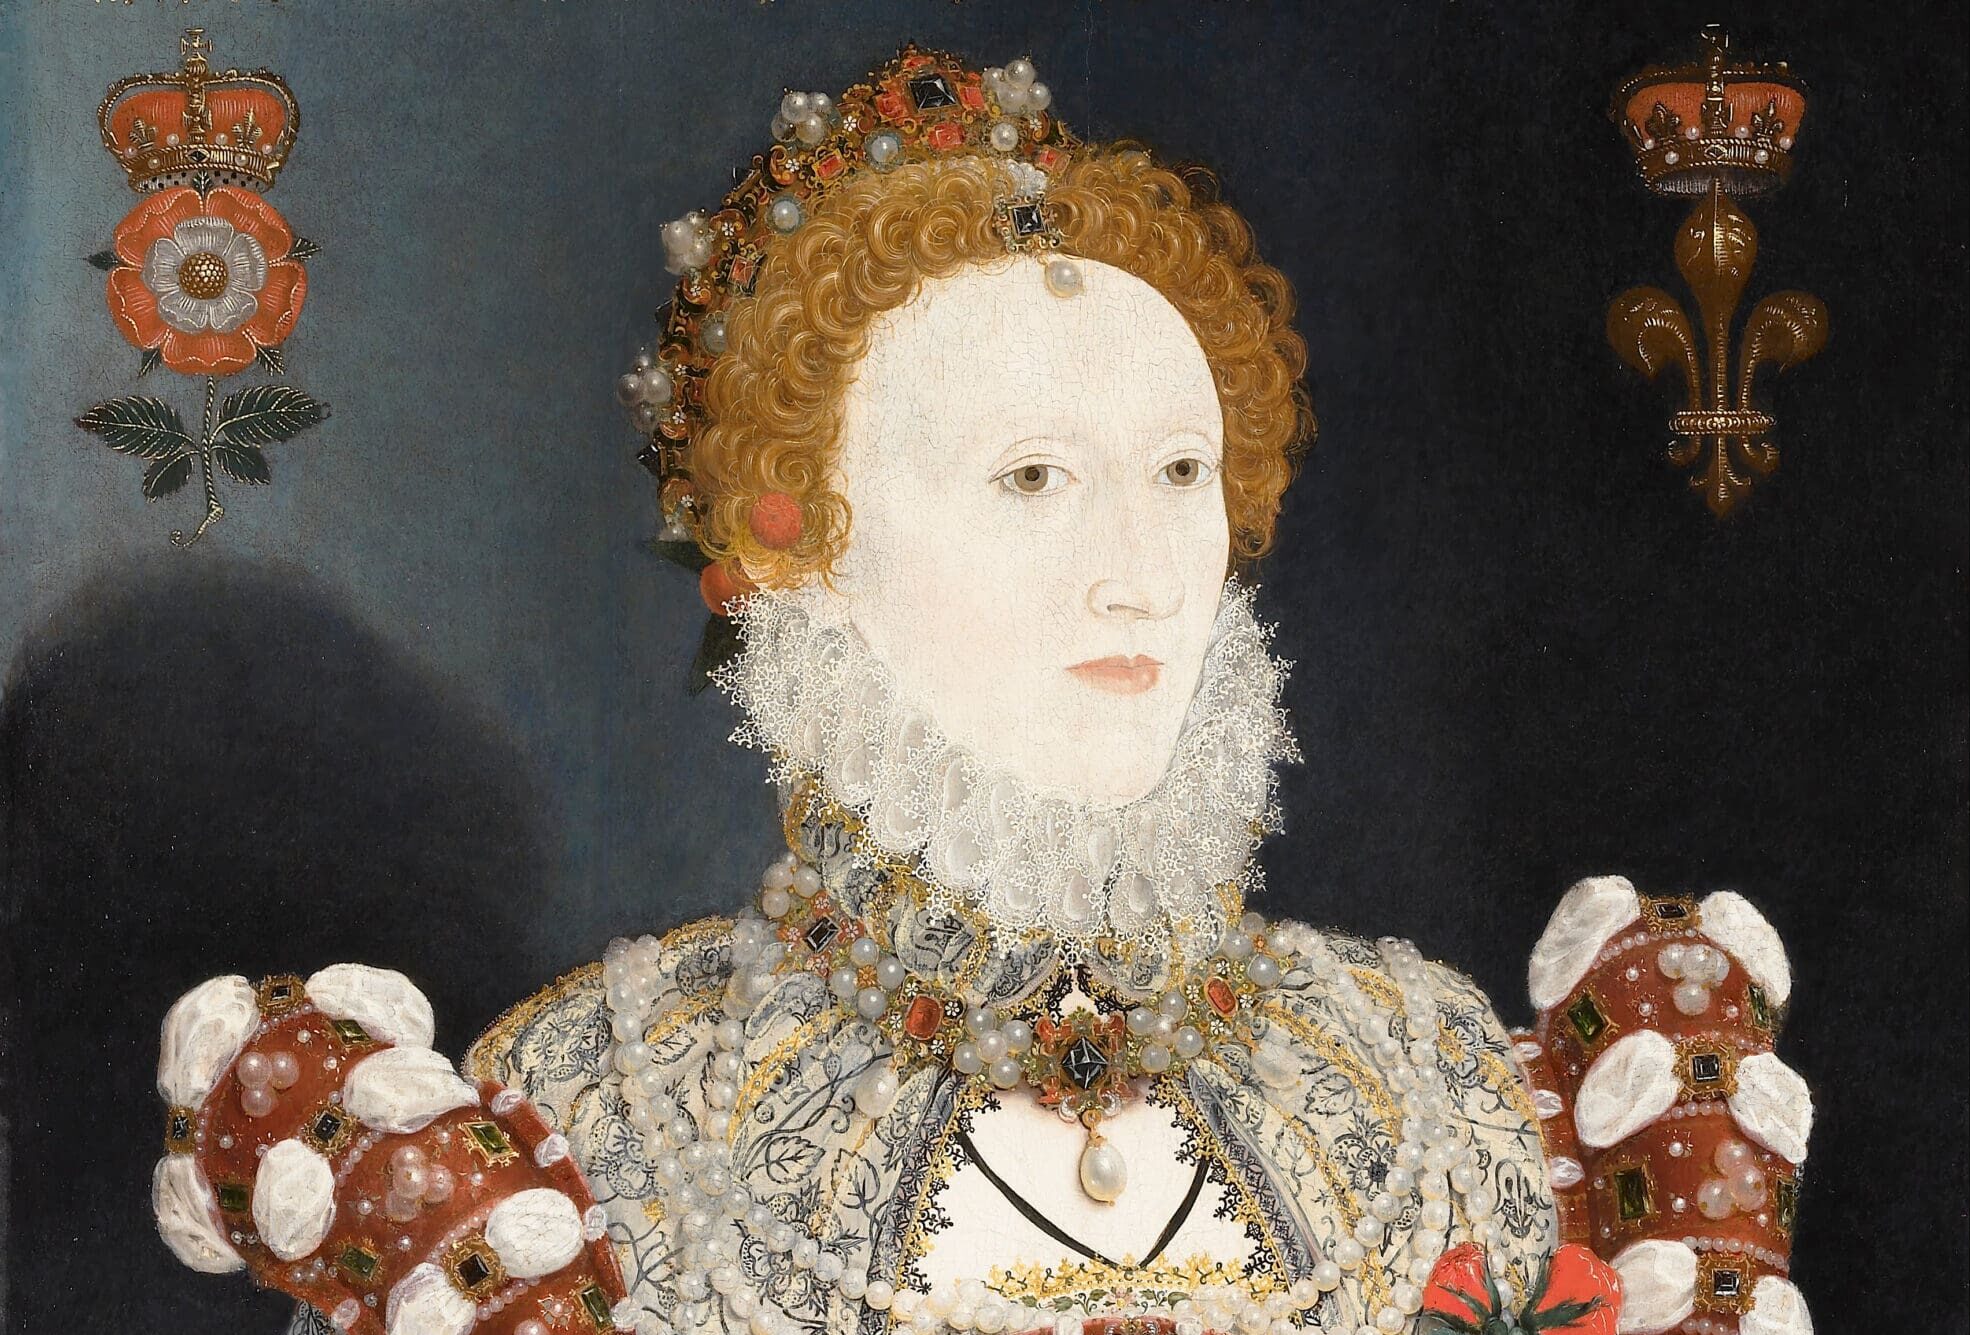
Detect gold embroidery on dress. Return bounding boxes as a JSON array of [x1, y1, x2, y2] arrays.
[[1255, 1001, 1402, 1131], [1350, 968, 1401, 1011], [732, 1014, 837, 1132], [895, 1076, 994, 1284], [1155, 1077, 1287, 1289], [987, 1254, 1279, 1307], [466, 915, 735, 1081]]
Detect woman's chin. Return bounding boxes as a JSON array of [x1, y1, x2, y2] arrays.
[[960, 704, 1185, 808]]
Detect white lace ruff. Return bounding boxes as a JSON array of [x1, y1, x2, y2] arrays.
[[715, 581, 1299, 953]]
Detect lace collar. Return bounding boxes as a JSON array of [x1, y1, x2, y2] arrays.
[[714, 580, 1298, 957]]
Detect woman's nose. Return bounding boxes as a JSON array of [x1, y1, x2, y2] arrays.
[[1082, 475, 1186, 619], [1087, 574, 1182, 620]]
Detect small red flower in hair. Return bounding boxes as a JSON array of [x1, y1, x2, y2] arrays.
[[700, 559, 756, 615], [748, 491, 803, 550], [1418, 1243, 1620, 1335]]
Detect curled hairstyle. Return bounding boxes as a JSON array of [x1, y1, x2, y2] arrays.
[[692, 149, 1315, 587]]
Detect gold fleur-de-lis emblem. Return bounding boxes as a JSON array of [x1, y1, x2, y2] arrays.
[[1607, 29, 1828, 517], [1608, 187, 1828, 517]]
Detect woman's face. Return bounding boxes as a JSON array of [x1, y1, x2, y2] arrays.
[[826, 258, 1229, 805]]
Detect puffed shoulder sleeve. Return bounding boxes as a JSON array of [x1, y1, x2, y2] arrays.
[[1519, 877, 1813, 1334], [152, 965, 630, 1334]]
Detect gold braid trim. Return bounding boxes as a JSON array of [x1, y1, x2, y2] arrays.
[[1157, 1076, 1290, 1292], [464, 914, 736, 1082], [894, 1075, 993, 1287], [467, 962, 603, 1084], [1255, 1000, 1403, 1132], [731, 1013, 837, 1132], [988, 1254, 1279, 1306]]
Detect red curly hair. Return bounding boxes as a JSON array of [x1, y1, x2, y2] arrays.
[[689, 149, 1314, 587]]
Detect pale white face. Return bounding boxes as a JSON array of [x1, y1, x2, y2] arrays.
[[825, 258, 1230, 805]]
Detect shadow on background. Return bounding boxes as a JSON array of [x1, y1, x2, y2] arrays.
[[1, 558, 550, 1330]]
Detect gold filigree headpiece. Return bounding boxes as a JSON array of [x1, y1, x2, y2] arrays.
[[616, 46, 1079, 502]]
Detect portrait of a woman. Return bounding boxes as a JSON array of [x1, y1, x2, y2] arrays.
[[1, 8, 1962, 1335]]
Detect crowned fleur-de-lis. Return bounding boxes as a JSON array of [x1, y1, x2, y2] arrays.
[[1608, 29, 1826, 517], [1608, 185, 1827, 517]]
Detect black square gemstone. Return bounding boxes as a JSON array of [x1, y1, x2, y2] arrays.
[[215, 1182, 250, 1213], [1060, 1037, 1110, 1090], [311, 1109, 345, 1143], [1612, 1167, 1653, 1221], [457, 1251, 493, 1289], [1565, 992, 1608, 1046], [1711, 1267, 1743, 1298], [1008, 203, 1047, 237], [908, 73, 957, 110], [267, 982, 294, 1001], [1689, 1051, 1724, 1085], [168, 1112, 192, 1141], [803, 917, 842, 952], [1652, 899, 1689, 919]]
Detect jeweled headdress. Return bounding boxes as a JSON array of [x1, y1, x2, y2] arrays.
[[615, 48, 1077, 539]]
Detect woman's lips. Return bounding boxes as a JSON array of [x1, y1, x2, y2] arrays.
[[1067, 655, 1163, 695]]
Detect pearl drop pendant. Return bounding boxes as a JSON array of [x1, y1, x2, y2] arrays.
[[1078, 1129, 1127, 1203]]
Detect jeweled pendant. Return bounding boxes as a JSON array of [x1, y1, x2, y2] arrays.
[[1078, 1125, 1126, 1203]]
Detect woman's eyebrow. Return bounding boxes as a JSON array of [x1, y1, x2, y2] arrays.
[[1146, 426, 1224, 456], [982, 433, 1079, 469]]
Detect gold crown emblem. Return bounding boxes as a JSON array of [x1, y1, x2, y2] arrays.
[[97, 28, 299, 194], [1612, 27, 1806, 197]]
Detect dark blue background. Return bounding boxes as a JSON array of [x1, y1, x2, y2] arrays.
[[2, 1, 1964, 1327]]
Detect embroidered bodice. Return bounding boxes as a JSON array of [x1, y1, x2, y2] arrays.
[[460, 890, 1558, 1334], [153, 588, 1816, 1335]]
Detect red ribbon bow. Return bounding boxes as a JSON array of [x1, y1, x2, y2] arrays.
[[1417, 1243, 1622, 1335]]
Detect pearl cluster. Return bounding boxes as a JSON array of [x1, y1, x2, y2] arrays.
[[1694, 1138, 1767, 1221], [605, 927, 857, 1335], [381, 1143, 456, 1222], [618, 342, 681, 437], [1657, 942, 1731, 1017], [770, 90, 844, 148], [1590, 926, 1703, 972], [1292, 931, 1516, 1335], [984, 59, 1053, 119], [982, 60, 1050, 155], [1688, 1233, 1789, 1270], [660, 210, 716, 276], [235, 1047, 301, 1118]]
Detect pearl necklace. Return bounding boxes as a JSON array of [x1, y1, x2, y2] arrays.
[[602, 837, 1519, 1335], [755, 843, 1289, 1204]]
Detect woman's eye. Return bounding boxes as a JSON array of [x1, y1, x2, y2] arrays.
[[1159, 456, 1216, 487], [998, 462, 1070, 495]]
